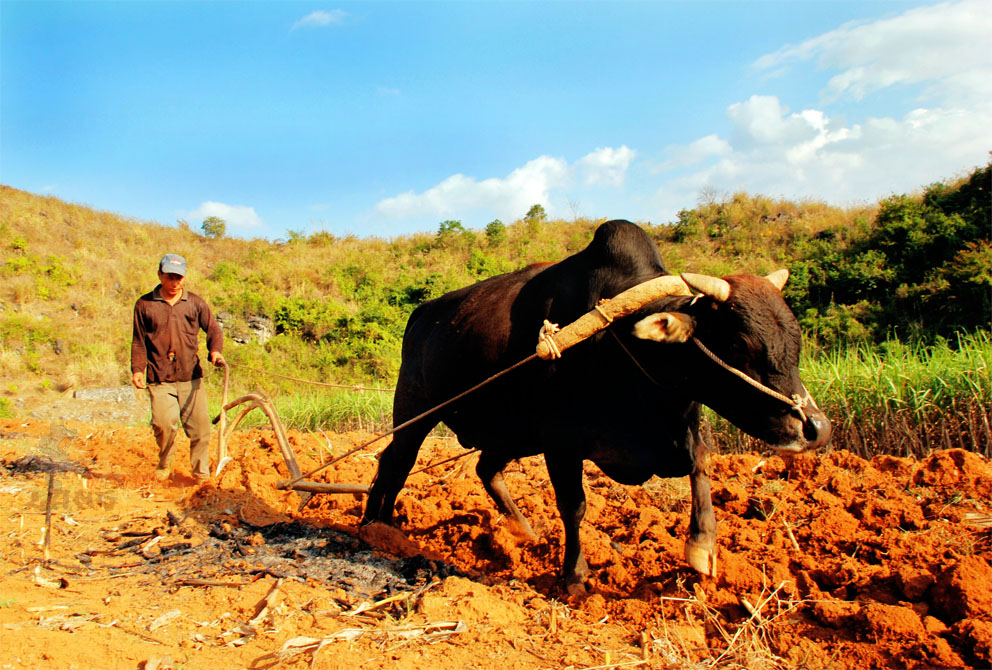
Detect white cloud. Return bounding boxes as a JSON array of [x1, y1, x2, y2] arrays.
[[188, 201, 263, 234], [649, 0, 992, 221], [578, 146, 636, 186], [754, 0, 992, 104], [652, 94, 990, 219], [291, 10, 347, 31], [374, 147, 639, 223], [375, 155, 571, 222]]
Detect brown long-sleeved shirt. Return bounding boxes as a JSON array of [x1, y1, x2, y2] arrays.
[[131, 286, 224, 384]]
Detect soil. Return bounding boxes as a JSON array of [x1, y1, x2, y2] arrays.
[[2, 406, 991, 669]]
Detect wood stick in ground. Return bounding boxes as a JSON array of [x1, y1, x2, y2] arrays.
[[44, 471, 54, 561]]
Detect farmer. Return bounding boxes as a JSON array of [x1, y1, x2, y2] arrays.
[[131, 253, 225, 482]]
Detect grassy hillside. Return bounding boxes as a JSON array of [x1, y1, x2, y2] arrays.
[[1, 165, 989, 456], [0, 188, 831, 389]]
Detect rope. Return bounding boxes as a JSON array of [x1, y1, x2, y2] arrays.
[[409, 448, 480, 477], [283, 353, 540, 488], [690, 336, 809, 422], [608, 330, 663, 387], [224, 361, 395, 392], [608, 330, 809, 421], [538, 320, 562, 359]]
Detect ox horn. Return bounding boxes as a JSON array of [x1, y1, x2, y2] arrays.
[[765, 268, 789, 291], [681, 273, 731, 303]]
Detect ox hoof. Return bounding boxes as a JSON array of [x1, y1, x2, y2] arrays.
[[565, 579, 587, 597], [685, 540, 718, 577], [506, 518, 539, 543]]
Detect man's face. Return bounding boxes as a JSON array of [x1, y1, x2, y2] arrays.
[[158, 271, 186, 294]]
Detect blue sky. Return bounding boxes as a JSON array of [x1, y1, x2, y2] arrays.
[[2, 1, 989, 240]]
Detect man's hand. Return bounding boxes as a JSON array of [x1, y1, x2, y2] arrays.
[[209, 351, 226, 367], [131, 371, 146, 390]]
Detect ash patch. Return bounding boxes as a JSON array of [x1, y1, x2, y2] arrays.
[[4, 454, 91, 476], [129, 518, 459, 601]]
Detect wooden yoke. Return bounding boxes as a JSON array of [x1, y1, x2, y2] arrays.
[[536, 275, 691, 360]]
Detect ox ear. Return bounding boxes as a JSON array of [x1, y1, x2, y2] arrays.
[[633, 312, 695, 344], [765, 268, 789, 291]]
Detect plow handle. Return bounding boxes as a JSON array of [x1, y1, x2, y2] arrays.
[[214, 361, 230, 476]]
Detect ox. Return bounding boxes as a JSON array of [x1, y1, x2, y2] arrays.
[[362, 220, 831, 594]]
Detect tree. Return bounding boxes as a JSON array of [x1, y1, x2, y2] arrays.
[[524, 204, 546, 236], [201, 216, 227, 239], [485, 219, 506, 246], [435, 219, 472, 249], [524, 204, 547, 223]]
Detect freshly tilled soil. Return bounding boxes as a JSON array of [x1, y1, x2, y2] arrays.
[[1, 416, 990, 669]]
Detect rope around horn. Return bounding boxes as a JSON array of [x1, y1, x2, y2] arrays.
[[690, 336, 809, 422]]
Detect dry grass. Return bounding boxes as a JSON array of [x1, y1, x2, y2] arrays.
[[654, 579, 803, 670]]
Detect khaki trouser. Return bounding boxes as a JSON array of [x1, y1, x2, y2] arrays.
[[148, 379, 211, 478]]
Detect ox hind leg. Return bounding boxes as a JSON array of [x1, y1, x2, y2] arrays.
[[684, 421, 718, 577], [545, 451, 590, 596], [362, 420, 433, 526], [476, 452, 538, 542]]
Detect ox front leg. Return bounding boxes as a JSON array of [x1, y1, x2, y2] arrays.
[[362, 424, 431, 526], [685, 425, 718, 577], [477, 452, 538, 542], [545, 452, 590, 596]]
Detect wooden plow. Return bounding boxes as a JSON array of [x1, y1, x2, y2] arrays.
[[210, 273, 694, 510], [212, 365, 370, 510]]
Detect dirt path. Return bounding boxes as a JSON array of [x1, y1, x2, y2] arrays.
[[1, 417, 990, 669]]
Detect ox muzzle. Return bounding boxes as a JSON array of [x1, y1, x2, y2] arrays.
[[776, 386, 831, 453]]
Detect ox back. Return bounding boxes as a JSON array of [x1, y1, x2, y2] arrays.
[[363, 219, 831, 594]]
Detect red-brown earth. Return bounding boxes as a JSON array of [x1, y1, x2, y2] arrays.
[[1, 413, 990, 669]]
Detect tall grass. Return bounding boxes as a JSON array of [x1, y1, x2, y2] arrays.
[[715, 331, 991, 458], [806, 331, 990, 458], [232, 389, 394, 434]]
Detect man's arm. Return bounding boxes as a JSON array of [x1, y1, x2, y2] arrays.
[[199, 297, 225, 367], [131, 301, 148, 389]]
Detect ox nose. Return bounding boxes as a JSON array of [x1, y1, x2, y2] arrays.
[[802, 412, 832, 450]]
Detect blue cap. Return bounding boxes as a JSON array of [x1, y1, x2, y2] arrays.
[[159, 254, 187, 276]]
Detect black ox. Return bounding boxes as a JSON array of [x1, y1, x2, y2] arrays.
[[362, 220, 831, 594]]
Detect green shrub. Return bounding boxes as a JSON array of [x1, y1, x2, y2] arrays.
[[485, 219, 506, 246], [672, 209, 701, 242]]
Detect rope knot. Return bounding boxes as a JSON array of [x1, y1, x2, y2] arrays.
[[790, 393, 808, 423], [539, 320, 562, 359], [594, 300, 614, 324]]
